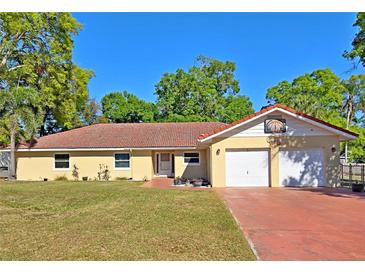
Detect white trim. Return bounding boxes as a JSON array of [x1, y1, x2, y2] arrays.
[[0, 146, 197, 152], [156, 152, 173, 176], [53, 153, 71, 171], [113, 152, 131, 170], [278, 108, 357, 140], [183, 151, 200, 166], [198, 107, 357, 142]]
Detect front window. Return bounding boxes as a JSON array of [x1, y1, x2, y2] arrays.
[[115, 153, 130, 168], [54, 154, 70, 169], [184, 152, 200, 165]]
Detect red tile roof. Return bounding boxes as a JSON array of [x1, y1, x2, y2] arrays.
[[198, 103, 358, 140], [13, 103, 358, 150], [17, 122, 225, 149]]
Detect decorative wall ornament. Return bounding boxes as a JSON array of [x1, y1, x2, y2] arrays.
[[264, 118, 286, 134]]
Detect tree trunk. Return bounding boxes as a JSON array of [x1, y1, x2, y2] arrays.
[[344, 101, 353, 164], [8, 116, 17, 181], [40, 108, 50, 137]]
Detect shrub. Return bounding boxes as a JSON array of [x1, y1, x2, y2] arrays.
[[72, 164, 79, 181], [54, 175, 68, 181], [115, 177, 129, 181], [97, 164, 111, 181]]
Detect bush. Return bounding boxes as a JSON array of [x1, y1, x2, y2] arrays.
[[54, 175, 68, 181], [115, 177, 129, 181], [97, 164, 111, 181], [72, 164, 79, 181]]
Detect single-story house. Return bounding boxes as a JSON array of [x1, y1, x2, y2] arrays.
[[1, 104, 358, 187]]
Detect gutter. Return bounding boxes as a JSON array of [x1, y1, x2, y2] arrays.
[[0, 147, 198, 152]]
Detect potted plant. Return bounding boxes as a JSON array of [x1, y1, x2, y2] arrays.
[[192, 178, 203, 187], [352, 181, 364, 192], [173, 176, 180, 185]]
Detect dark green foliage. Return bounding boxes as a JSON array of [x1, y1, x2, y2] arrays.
[[267, 69, 365, 162], [0, 12, 94, 140], [344, 13, 365, 67], [266, 68, 346, 126], [154, 56, 254, 123], [101, 91, 156, 123]]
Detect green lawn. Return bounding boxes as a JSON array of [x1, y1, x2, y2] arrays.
[[0, 181, 255, 260]]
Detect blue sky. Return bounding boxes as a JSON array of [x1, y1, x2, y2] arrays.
[[72, 13, 364, 111]]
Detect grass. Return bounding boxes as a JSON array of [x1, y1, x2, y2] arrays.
[[0, 181, 255, 261]]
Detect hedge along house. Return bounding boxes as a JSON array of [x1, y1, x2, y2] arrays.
[[1, 104, 357, 187]]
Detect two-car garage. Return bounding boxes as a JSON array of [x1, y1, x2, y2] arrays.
[[225, 148, 326, 187], [200, 104, 358, 188]]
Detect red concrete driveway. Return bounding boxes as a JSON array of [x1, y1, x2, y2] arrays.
[[216, 187, 365, 260]]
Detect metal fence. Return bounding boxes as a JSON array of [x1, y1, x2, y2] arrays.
[[340, 164, 365, 184]]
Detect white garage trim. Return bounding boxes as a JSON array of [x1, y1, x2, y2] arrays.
[[199, 106, 357, 142], [279, 148, 326, 187], [225, 149, 269, 187]]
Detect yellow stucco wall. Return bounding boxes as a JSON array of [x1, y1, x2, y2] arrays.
[[131, 150, 154, 181], [16, 150, 154, 181], [15, 135, 341, 187], [208, 135, 341, 187], [174, 150, 207, 179]]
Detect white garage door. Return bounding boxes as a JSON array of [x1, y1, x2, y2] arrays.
[[279, 148, 325, 187], [226, 150, 269, 187]]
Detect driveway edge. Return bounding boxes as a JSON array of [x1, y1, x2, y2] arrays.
[[215, 190, 260, 260]]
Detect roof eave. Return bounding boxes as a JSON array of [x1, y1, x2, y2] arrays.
[[198, 105, 358, 142], [0, 146, 199, 152]]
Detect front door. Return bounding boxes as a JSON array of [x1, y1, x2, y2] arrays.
[[158, 153, 172, 176]]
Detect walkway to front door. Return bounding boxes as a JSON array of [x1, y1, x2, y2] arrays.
[[217, 187, 365, 260]]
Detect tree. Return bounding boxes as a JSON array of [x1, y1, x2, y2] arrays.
[[0, 13, 93, 138], [347, 127, 365, 163], [266, 68, 346, 126], [344, 13, 365, 67], [101, 91, 156, 123], [82, 97, 100, 125], [342, 75, 365, 128], [0, 13, 93, 178], [266, 69, 365, 162], [341, 75, 365, 162], [220, 95, 254, 123], [155, 55, 253, 123], [0, 87, 42, 180]]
